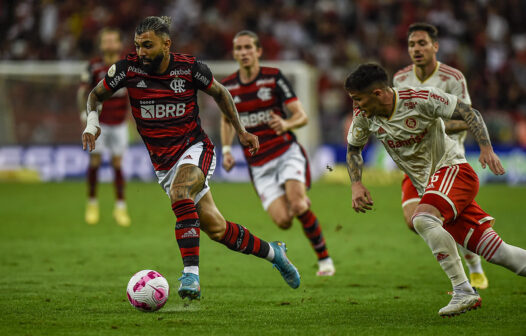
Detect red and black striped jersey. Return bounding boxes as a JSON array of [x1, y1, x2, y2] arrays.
[[80, 57, 129, 125], [103, 52, 214, 171], [221, 67, 298, 166]]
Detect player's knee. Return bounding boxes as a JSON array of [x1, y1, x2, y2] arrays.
[[405, 218, 417, 233], [205, 227, 225, 242], [289, 199, 309, 218], [274, 215, 293, 230], [412, 213, 441, 235]]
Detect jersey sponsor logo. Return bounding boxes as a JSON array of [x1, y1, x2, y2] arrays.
[[256, 78, 275, 86], [429, 92, 449, 105], [385, 128, 428, 148], [170, 68, 191, 76], [108, 71, 126, 88], [404, 101, 418, 109], [405, 117, 417, 129], [257, 87, 272, 101], [240, 109, 272, 128], [136, 80, 147, 88], [397, 75, 408, 82], [170, 78, 186, 93], [194, 71, 210, 87], [277, 78, 292, 98], [140, 103, 187, 119], [233, 96, 241, 104], [127, 66, 148, 75], [108, 64, 116, 77]]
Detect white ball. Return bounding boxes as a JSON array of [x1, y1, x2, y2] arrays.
[[126, 270, 169, 312]]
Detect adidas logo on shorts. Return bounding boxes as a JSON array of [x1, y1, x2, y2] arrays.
[[136, 80, 147, 88]]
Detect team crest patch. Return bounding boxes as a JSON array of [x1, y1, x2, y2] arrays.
[[108, 64, 116, 77], [170, 78, 186, 93], [405, 117, 417, 129]]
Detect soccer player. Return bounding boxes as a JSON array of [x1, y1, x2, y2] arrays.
[[81, 16, 300, 300], [220, 30, 335, 276], [393, 23, 488, 289], [345, 63, 526, 317], [78, 28, 131, 227]]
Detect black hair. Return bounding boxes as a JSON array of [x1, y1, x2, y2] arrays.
[[344, 63, 389, 92], [407, 22, 439, 42], [234, 30, 261, 48], [135, 16, 171, 38]]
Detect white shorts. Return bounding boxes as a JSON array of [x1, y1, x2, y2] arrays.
[[249, 142, 310, 210], [92, 123, 128, 156], [155, 141, 216, 204]]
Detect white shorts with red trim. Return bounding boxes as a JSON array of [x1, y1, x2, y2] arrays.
[[419, 163, 494, 252], [91, 122, 128, 156], [155, 141, 216, 204], [249, 142, 310, 210]]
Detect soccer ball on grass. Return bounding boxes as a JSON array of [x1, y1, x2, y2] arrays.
[[126, 270, 169, 312]]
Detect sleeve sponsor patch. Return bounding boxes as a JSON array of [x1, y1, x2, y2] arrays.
[[108, 64, 116, 77]]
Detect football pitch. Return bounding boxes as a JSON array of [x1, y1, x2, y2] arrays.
[[1, 181, 525, 335]]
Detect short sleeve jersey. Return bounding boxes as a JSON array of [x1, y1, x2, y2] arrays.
[[80, 57, 129, 125], [347, 87, 467, 195], [393, 61, 471, 154], [103, 52, 214, 171], [221, 67, 298, 166]]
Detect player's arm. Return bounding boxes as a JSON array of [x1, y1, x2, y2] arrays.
[[82, 80, 114, 152], [444, 119, 469, 134], [77, 85, 89, 123], [450, 101, 505, 175], [205, 79, 259, 155], [346, 144, 373, 213], [269, 100, 308, 135], [220, 113, 237, 172]]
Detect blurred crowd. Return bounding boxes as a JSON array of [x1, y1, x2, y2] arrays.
[[2, 0, 526, 146]]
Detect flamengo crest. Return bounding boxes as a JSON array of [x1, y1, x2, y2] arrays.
[[170, 78, 186, 93]]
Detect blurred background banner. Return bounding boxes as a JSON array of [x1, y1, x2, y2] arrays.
[[1, 0, 526, 183]]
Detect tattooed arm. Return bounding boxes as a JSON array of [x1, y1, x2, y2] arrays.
[[205, 79, 259, 155], [82, 80, 115, 152], [444, 120, 469, 134], [450, 101, 505, 175], [347, 144, 374, 213]]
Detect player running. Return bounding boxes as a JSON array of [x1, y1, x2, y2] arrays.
[[81, 16, 300, 300], [78, 28, 131, 227], [220, 30, 335, 276], [345, 63, 526, 317], [393, 22, 488, 289]]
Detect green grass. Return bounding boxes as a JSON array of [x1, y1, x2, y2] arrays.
[[0, 181, 525, 335]]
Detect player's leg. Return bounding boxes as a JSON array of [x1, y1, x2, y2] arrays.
[[267, 196, 294, 229], [108, 123, 130, 227], [457, 245, 487, 289], [169, 163, 206, 299], [478, 229, 526, 276], [197, 189, 300, 289], [414, 164, 483, 316], [85, 152, 102, 225], [401, 174, 420, 232], [285, 179, 334, 276]]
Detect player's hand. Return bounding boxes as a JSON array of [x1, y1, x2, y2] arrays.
[[269, 111, 288, 135], [351, 182, 374, 213], [222, 152, 236, 172], [479, 146, 505, 175], [239, 131, 259, 156], [82, 127, 101, 152]]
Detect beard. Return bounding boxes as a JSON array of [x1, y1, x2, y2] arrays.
[[139, 53, 164, 74]]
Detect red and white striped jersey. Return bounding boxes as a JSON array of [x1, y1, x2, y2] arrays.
[[347, 87, 467, 195], [221, 67, 298, 166], [393, 62, 471, 154]]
